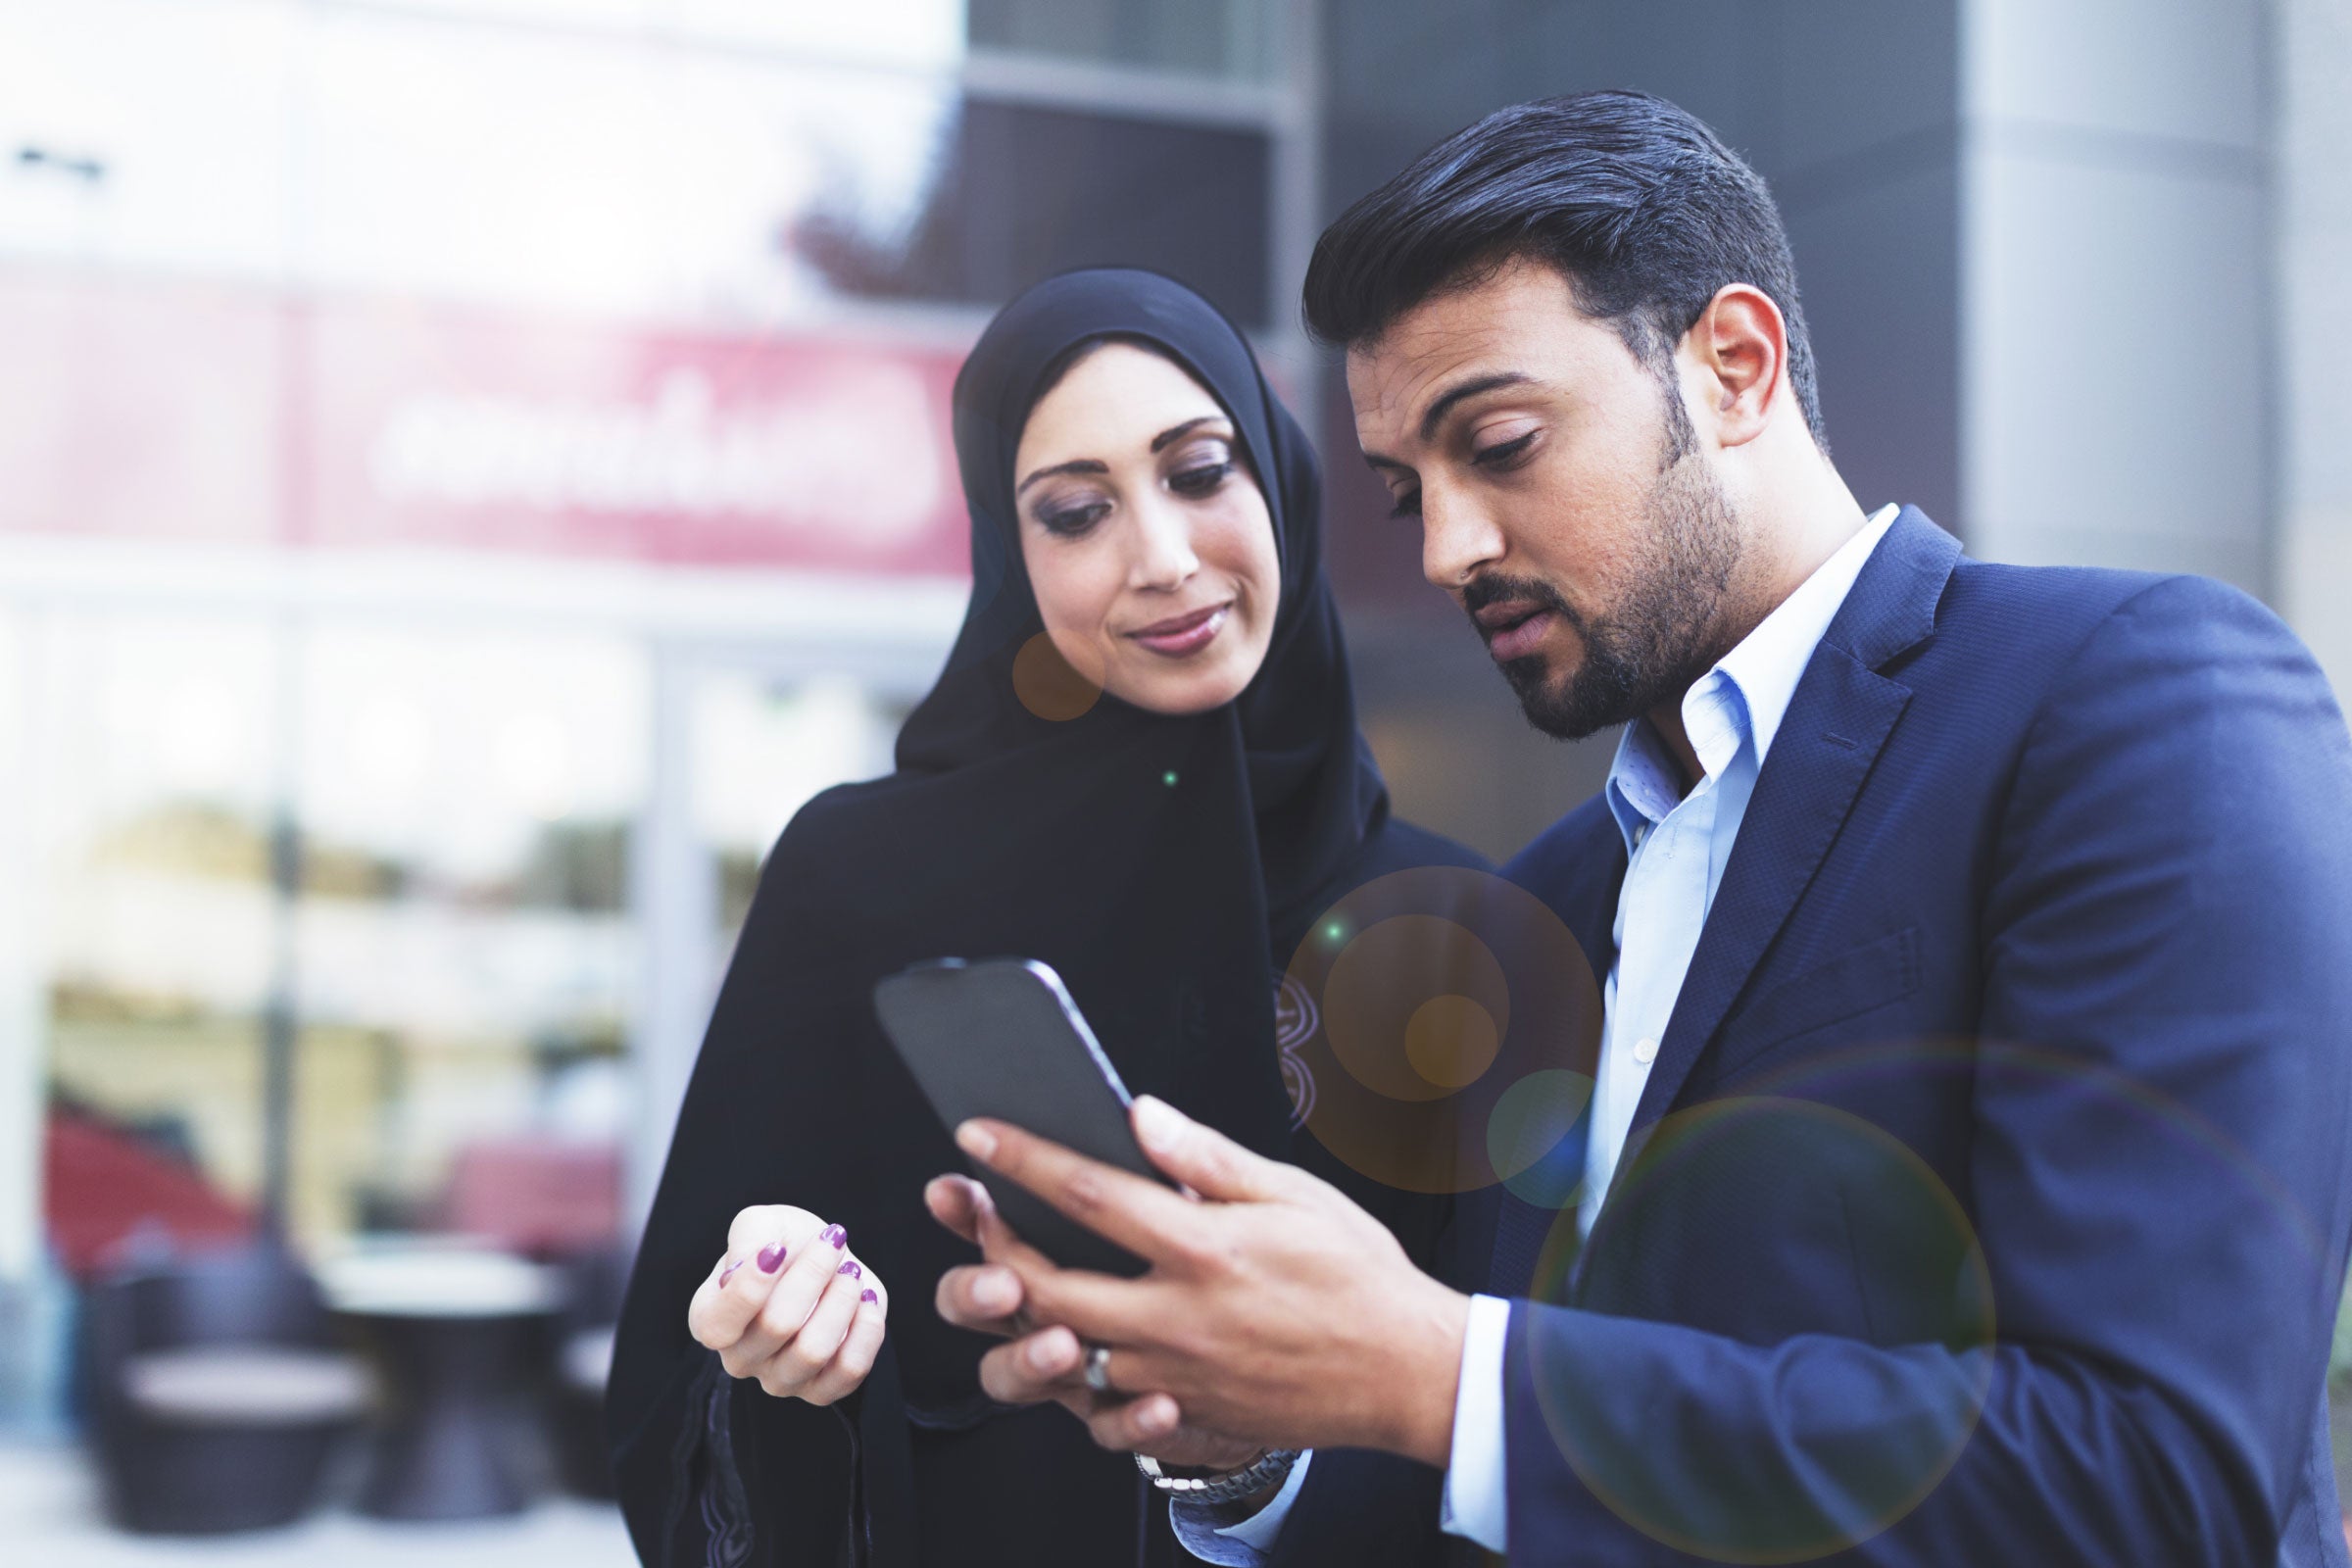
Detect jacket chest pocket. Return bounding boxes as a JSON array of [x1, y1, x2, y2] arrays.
[[1696, 925, 1922, 1088]]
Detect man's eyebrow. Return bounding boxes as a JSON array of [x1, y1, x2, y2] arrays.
[[1418, 371, 1533, 442], [1359, 372, 1532, 474], [1150, 416, 1225, 453], [1015, 458, 1109, 497]]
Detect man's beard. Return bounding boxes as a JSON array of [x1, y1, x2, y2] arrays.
[[1471, 452, 1745, 741]]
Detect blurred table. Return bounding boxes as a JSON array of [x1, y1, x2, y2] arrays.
[[317, 1241, 561, 1522]]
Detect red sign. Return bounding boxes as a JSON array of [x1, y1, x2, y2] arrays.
[[0, 268, 975, 577], [0, 270, 285, 548]]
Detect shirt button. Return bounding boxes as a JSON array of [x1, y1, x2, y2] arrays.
[[1633, 1036, 1659, 1065]]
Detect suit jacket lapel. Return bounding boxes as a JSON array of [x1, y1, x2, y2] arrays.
[[1488, 809, 1624, 1298], [1606, 509, 1963, 1195]]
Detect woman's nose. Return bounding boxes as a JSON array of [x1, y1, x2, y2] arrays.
[[1127, 497, 1200, 590]]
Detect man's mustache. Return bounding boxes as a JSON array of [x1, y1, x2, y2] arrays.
[[1461, 573, 1586, 637]]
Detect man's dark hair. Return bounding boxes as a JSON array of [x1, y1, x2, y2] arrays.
[[1303, 90, 1827, 447]]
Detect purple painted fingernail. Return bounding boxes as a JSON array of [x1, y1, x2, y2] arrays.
[[838, 1259, 861, 1278], [859, 1288, 878, 1304], [757, 1243, 787, 1273], [719, 1259, 745, 1287], [824, 1224, 848, 1250]]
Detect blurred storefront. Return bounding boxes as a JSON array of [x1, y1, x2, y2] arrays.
[[8, 0, 2343, 1494], [0, 0, 1318, 1428]]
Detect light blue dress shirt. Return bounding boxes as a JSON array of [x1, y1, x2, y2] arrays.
[[1176, 505, 1899, 1563], [1439, 502, 1899, 1552]]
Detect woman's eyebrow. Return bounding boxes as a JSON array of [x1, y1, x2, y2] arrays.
[[1016, 416, 1227, 495], [1150, 416, 1226, 453], [1015, 458, 1109, 496]]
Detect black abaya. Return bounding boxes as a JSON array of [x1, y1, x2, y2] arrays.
[[608, 269, 1488, 1568]]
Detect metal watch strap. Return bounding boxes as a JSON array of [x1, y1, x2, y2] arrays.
[[1136, 1446, 1301, 1504]]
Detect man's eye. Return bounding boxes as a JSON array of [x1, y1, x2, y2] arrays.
[[1388, 489, 1422, 519], [1038, 502, 1109, 536], [1472, 429, 1540, 468]]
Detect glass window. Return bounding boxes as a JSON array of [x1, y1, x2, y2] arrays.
[[0, 0, 296, 279], [967, 0, 1280, 82], [35, 612, 280, 1258], [800, 97, 1273, 327], [290, 625, 648, 1249], [295, 3, 962, 322], [689, 669, 906, 948]]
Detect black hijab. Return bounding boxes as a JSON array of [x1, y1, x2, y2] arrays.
[[610, 270, 1473, 1568], [896, 265, 1391, 950]]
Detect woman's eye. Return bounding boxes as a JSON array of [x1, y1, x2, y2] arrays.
[[1037, 501, 1109, 537], [1388, 489, 1422, 519], [1168, 461, 1231, 498], [1472, 428, 1540, 468]]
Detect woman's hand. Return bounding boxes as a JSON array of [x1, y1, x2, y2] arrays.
[[688, 1205, 888, 1405], [924, 1175, 1262, 1472]]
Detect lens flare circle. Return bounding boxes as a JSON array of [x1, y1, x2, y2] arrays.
[[1404, 994, 1501, 1088], [1283, 866, 1601, 1196], [1011, 632, 1101, 720], [1487, 1068, 1594, 1209], [1323, 915, 1510, 1104], [1529, 1092, 1995, 1563]]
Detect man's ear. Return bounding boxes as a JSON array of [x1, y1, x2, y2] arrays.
[[1686, 284, 1788, 450]]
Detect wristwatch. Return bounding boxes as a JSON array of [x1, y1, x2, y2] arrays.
[[1136, 1446, 1301, 1504]]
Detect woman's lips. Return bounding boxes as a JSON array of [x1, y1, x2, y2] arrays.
[[1484, 608, 1556, 662], [1128, 603, 1231, 658]]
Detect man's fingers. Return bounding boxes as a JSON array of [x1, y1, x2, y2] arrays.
[[1130, 1096, 1301, 1203], [924, 1175, 992, 1245], [985, 1211, 1167, 1348], [956, 1117, 1200, 1264], [976, 1325, 1084, 1405], [934, 1261, 1024, 1336], [970, 1189, 1055, 1273], [1086, 1392, 1184, 1452]]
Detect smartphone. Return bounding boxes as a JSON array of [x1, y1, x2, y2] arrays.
[[873, 957, 1171, 1278]]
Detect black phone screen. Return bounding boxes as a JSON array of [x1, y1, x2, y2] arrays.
[[873, 957, 1172, 1278]]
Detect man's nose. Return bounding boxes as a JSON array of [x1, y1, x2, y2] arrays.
[[1420, 488, 1506, 591]]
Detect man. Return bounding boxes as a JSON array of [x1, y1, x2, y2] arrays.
[[930, 91, 2352, 1564]]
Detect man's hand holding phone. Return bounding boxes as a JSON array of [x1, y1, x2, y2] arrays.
[[929, 1095, 1471, 1469], [924, 1170, 1263, 1470], [886, 959, 1465, 1472]]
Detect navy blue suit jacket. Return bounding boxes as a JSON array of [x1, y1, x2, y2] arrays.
[[1271, 509, 2352, 1566]]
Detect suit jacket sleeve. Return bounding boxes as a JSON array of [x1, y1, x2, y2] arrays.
[[1256, 1448, 1451, 1568], [1497, 576, 2352, 1565]]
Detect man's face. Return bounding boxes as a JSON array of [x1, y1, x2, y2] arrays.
[[1346, 257, 1745, 739]]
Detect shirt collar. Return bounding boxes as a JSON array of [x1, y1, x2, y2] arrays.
[[1712, 502, 1899, 763], [1601, 504, 1900, 851]]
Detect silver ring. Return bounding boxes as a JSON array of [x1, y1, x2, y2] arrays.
[[1083, 1344, 1113, 1395]]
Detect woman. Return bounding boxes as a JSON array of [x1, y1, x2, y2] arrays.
[[608, 269, 1487, 1568]]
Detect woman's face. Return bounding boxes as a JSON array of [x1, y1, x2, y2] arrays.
[[1013, 342, 1282, 715]]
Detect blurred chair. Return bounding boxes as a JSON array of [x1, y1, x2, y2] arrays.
[[547, 1244, 630, 1499], [81, 1244, 371, 1534], [441, 1138, 621, 1258], [44, 1104, 252, 1280]]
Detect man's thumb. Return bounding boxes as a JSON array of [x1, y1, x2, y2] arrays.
[[1131, 1096, 1292, 1202]]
